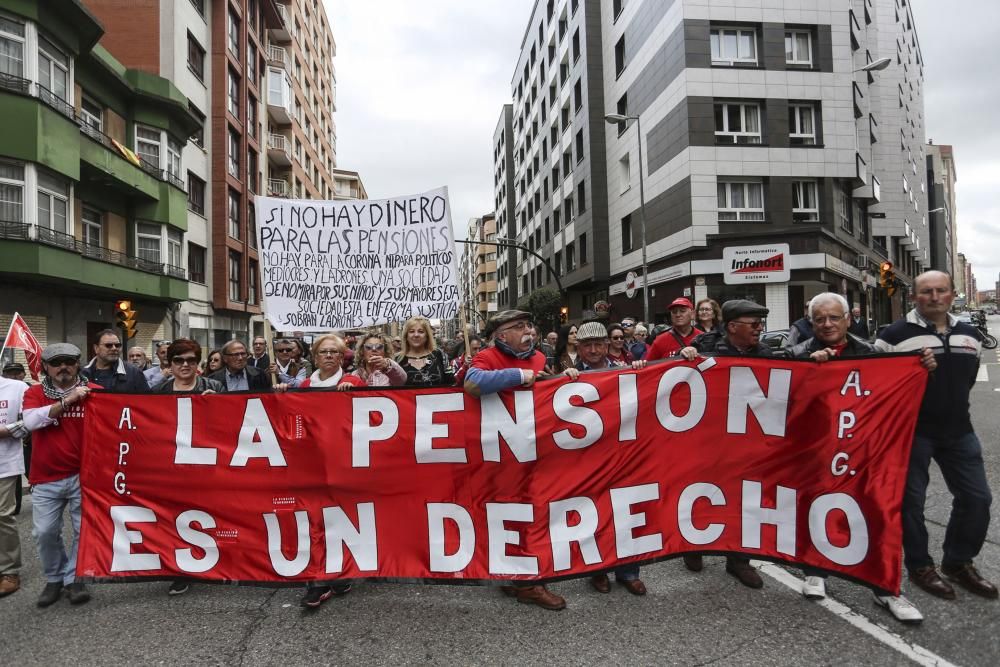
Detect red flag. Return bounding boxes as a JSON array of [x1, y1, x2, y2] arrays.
[[3, 312, 42, 380]]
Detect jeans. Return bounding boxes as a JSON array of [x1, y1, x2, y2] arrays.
[[31, 474, 82, 585], [903, 432, 993, 572], [612, 564, 640, 582]]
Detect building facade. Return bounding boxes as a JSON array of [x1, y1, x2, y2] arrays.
[[493, 103, 518, 309], [1, 0, 199, 361], [459, 213, 499, 330], [925, 142, 955, 275], [496, 0, 928, 329]]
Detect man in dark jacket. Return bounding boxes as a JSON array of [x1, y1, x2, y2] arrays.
[[82, 330, 150, 393], [847, 306, 870, 339], [209, 340, 272, 392], [677, 299, 771, 589]]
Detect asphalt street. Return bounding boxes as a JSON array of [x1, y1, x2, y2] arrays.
[[2, 317, 999, 666]]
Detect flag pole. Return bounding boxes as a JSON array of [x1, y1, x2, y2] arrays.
[[263, 319, 278, 386], [0, 312, 16, 360]]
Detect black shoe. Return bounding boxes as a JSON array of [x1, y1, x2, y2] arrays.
[[725, 558, 763, 589], [332, 583, 352, 596], [37, 582, 64, 608], [168, 580, 190, 596], [683, 554, 704, 572], [301, 585, 333, 609], [66, 582, 91, 605]]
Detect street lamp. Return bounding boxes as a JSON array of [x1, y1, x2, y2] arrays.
[[853, 57, 891, 73], [453, 237, 566, 301], [604, 113, 650, 325]]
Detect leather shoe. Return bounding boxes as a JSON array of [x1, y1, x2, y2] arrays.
[[37, 581, 64, 608], [725, 557, 763, 589], [515, 585, 566, 611], [942, 562, 998, 600], [908, 566, 956, 600], [0, 574, 20, 597], [683, 554, 703, 572], [618, 579, 647, 596], [589, 574, 611, 593]]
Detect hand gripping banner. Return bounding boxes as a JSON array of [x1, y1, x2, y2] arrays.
[[77, 356, 926, 593]]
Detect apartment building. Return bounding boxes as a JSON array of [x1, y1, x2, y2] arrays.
[[493, 103, 518, 309], [1, 0, 199, 358], [925, 142, 956, 275], [459, 214, 499, 329], [497, 0, 927, 328], [85, 0, 339, 345]]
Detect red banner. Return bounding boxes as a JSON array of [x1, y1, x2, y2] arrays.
[[77, 356, 926, 593]]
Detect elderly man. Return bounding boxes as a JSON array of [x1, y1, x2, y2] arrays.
[[20, 343, 100, 607], [82, 329, 149, 392], [788, 292, 933, 623], [249, 336, 270, 371], [127, 346, 149, 370], [847, 306, 870, 339], [209, 340, 273, 392], [876, 271, 997, 601], [464, 310, 565, 611], [644, 298, 704, 360], [677, 299, 773, 589], [563, 321, 648, 596], [269, 339, 308, 387], [0, 372, 28, 597], [144, 340, 172, 389]]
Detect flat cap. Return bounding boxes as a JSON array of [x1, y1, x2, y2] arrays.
[[484, 309, 532, 338], [41, 342, 82, 362], [2, 362, 25, 374], [721, 299, 769, 323], [576, 321, 608, 341]]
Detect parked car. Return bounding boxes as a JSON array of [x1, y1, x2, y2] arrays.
[[760, 330, 790, 351]]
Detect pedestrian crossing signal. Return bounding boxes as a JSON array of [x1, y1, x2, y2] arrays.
[[879, 262, 896, 297], [115, 299, 138, 340]]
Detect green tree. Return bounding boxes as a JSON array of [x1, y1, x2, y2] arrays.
[[518, 287, 563, 332]]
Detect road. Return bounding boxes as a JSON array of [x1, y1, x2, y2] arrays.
[[3, 317, 999, 666]]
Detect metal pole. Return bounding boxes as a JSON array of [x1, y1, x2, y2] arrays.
[[634, 116, 650, 325], [453, 238, 566, 301]]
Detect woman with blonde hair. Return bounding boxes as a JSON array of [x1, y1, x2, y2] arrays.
[[396, 316, 454, 387], [349, 333, 407, 386]]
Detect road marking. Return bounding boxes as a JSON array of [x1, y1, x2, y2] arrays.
[[976, 365, 988, 382], [755, 562, 959, 667]]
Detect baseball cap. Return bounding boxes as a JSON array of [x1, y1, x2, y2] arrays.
[[669, 297, 694, 310]]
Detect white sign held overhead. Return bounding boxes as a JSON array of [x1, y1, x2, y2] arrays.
[[254, 187, 460, 332], [723, 244, 791, 285]]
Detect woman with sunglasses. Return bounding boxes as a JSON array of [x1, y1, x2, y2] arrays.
[[152, 338, 222, 597], [347, 334, 406, 387], [203, 349, 223, 374], [606, 323, 633, 367]]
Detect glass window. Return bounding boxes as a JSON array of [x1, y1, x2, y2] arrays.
[[717, 181, 765, 222], [785, 31, 812, 66], [247, 42, 257, 83], [711, 28, 757, 65], [228, 67, 239, 116], [836, 187, 852, 232], [790, 104, 817, 145], [137, 222, 162, 263], [167, 228, 182, 268], [167, 137, 182, 179], [228, 9, 240, 56], [0, 159, 24, 222], [189, 103, 205, 147], [228, 189, 240, 239], [82, 207, 102, 247], [248, 260, 258, 305], [792, 181, 819, 222], [37, 169, 69, 233], [228, 128, 239, 177], [80, 95, 102, 132], [38, 35, 69, 100], [136, 125, 161, 167], [247, 96, 257, 138], [0, 15, 25, 78], [714, 102, 762, 143], [188, 242, 206, 283], [229, 251, 241, 301], [187, 172, 205, 214], [187, 32, 205, 80]]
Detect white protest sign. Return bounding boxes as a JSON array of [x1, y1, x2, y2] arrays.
[[254, 186, 460, 332]]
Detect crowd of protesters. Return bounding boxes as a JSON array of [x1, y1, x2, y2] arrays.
[[0, 270, 993, 623]]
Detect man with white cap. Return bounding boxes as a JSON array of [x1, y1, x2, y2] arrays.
[[20, 343, 100, 607]]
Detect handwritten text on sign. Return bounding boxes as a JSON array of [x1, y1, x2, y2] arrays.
[[254, 187, 460, 331]]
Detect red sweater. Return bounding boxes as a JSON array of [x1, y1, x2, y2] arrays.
[[23, 383, 101, 485], [471, 346, 546, 372], [644, 326, 703, 361]]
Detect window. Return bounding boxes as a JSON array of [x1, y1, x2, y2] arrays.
[[835, 187, 852, 232], [228, 189, 241, 239], [714, 102, 761, 143], [81, 207, 102, 247], [615, 37, 625, 76], [166, 137, 182, 180], [187, 172, 205, 214], [575, 129, 585, 163], [789, 104, 817, 145], [136, 222, 162, 263], [248, 260, 258, 305], [711, 27, 757, 65], [248, 203, 257, 249], [577, 182, 586, 212], [566, 242, 576, 271], [228, 128, 239, 177], [136, 125, 161, 167], [80, 96, 102, 132], [717, 180, 765, 222], [0, 14, 26, 78], [580, 232, 587, 265], [0, 159, 24, 222], [572, 29, 580, 62], [564, 195, 575, 221], [228, 8, 240, 56], [621, 214, 632, 253], [785, 31, 812, 66], [247, 96, 257, 138], [616, 93, 628, 135], [188, 243, 206, 283], [554, 250, 562, 275], [613, 0, 624, 20], [189, 103, 205, 147], [792, 181, 819, 222], [229, 251, 241, 301], [38, 36, 69, 101], [247, 42, 257, 84], [618, 154, 631, 194], [189, 0, 205, 15], [574, 79, 582, 113], [187, 32, 205, 80], [36, 169, 69, 233], [247, 149, 258, 193], [167, 228, 182, 268], [228, 67, 239, 116]]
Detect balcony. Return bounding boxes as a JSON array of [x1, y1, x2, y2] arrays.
[[270, 4, 292, 42], [0, 220, 187, 301], [267, 178, 289, 197], [266, 67, 293, 125], [853, 173, 881, 203], [267, 45, 289, 69], [855, 153, 868, 185], [267, 133, 292, 166]]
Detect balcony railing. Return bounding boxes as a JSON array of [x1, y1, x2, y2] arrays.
[[267, 45, 289, 68], [267, 178, 289, 196], [0, 71, 31, 95], [268, 133, 289, 153], [36, 83, 76, 120], [0, 220, 184, 279]]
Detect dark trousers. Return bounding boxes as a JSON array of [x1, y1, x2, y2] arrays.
[[903, 431, 992, 572]]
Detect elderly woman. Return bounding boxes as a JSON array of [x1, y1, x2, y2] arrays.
[[396, 316, 454, 387], [696, 299, 723, 333], [348, 333, 406, 386]]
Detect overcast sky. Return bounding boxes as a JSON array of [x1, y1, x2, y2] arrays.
[[326, 0, 997, 290]]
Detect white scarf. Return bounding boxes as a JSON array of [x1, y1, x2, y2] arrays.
[[308, 367, 343, 387]]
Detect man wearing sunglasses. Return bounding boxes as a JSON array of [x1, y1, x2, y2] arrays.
[[677, 299, 774, 590], [20, 343, 102, 607], [82, 329, 149, 393]]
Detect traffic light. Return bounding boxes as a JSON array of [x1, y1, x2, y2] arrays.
[[559, 306, 569, 324], [115, 299, 138, 340], [879, 262, 896, 297]]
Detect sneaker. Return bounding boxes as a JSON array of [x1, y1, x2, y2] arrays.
[[873, 593, 923, 624], [66, 582, 91, 605], [168, 580, 190, 596], [802, 576, 827, 600], [37, 581, 64, 608], [0, 574, 20, 597], [300, 585, 333, 609]]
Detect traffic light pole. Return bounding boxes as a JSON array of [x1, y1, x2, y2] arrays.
[[453, 238, 566, 301]]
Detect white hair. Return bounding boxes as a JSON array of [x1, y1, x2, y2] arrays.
[[808, 292, 849, 319]]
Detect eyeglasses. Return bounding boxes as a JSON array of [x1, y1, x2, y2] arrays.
[[610, 335, 625, 340], [276, 348, 295, 354], [812, 315, 845, 325], [498, 321, 531, 334], [171, 356, 199, 366], [48, 357, 78, 367], [731, 320, 765, 329], [101, 342, 122, 349], [223, 351, 248, 357], [697, 307, 714, 313], [364, 343, 385, 351], [316, 349, 343, 357]]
